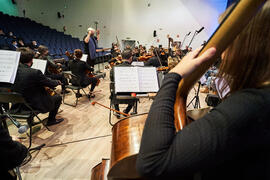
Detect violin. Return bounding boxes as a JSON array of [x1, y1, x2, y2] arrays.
[[44, 87, 56, 96], [86, 70, 101, 86], [109, 55, 123, 67], [138, 55, 152, 61], [157, 66, 169, 71], [48, 65, 62, 74], [65, 51, 74, 59]]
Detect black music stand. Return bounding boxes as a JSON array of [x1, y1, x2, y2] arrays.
[[187, 81, 201, 109]]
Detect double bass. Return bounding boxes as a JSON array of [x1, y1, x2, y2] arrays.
[[91, 1, 266, 179]]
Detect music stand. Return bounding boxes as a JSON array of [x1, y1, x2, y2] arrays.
[[187, 81, 201, 109]]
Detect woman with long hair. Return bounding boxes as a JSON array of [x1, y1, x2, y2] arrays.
[[137, 1, 270, 179]]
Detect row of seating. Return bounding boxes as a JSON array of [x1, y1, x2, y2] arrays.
[[0, 11, 83, 59]]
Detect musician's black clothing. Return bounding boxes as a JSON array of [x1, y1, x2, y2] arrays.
[[35, 54, 68, 91], [144, 57, 162, 67], [12, 64, 62, 123], [83, 35, 89, 55], [0, 122, 28, 179], [87, 36, 98, 67], [137, 72, 270, 180], [69, 59, 98, 91]]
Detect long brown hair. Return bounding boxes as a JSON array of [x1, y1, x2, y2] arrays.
[[218, 1, 270, 95]]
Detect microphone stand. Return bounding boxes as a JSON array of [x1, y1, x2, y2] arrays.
[[188, 27, 204, 48], [187, 30, 198, 48], [180, 32, 190, 49], [0, 105, 46, 151]]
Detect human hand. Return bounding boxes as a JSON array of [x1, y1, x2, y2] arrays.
[[170, 47, 216, 78]]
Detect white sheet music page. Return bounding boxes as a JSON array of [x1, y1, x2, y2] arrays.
[[32, 59, 47, 74], [138, 67, 159, 92], [131, 61, 144, 66], [114, 67, 139, 92], [0, 50, 20, 84], [81, 54, 88, 62]]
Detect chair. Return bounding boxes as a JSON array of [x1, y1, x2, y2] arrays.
[[63, 72, 90, 107], [0, 91, 50, 150], [0, 91, 51, 180]]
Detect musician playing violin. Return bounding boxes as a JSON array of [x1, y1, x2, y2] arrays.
[[12, 47, 64, 126], [144, 48, 165, 67], [69, 49, 98, 98], [137, 2, 270, 179], [110, 49, 136, 118], [35, 45, 69, 94]]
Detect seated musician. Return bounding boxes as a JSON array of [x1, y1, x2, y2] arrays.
[[69, 49, 98, 98], [35, 45, 69, 94], [137, 2, 270, 179], [0, 118, 28, 179], [12, 47, 64, 126], [110, 49, 136, 118], [144, 48, 163, 67]]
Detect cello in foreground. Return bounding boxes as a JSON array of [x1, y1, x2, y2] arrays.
[[91, 1, 267, 179]]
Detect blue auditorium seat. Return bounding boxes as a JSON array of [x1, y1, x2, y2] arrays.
[[0, 12, 84, 53]]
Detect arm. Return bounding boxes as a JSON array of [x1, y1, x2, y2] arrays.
[[47, 58, 59, 69], [137, 72, 267, 178], [85, 62, 94, 72], [36, 70, 59, 88], [0, 124, 28, 171], [96, 47, 111, 52], [96, 29, 100, 41], [84, 33, 91, 44]]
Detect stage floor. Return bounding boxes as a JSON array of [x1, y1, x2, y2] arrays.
[[7, 69, 208, 180]]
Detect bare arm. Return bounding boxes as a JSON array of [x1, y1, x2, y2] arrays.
[[84, 33, 91, 43]]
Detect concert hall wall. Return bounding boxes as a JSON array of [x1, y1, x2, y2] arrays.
[[0, 0, 18, 16], [9, 0, 227, 49]]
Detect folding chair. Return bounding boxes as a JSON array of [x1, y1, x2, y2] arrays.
[[63, 71, 90, 107], [0, 91, 50, 150]]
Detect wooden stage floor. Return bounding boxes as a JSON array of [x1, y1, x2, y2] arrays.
[[7, 70, 208, 180]]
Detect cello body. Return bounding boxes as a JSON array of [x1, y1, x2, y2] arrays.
[[108, 114, 148, 180], [91, 159, 110, 180]]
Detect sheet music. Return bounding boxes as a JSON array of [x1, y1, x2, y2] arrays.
[[131, 61, 144, 66], [0, 50, 20, 84], [32, 59, 47, 74], [114, 67, 159, 93], [138, 67, 159, 92], [114, 67, 139, 92], [81, 54, 88, 62]]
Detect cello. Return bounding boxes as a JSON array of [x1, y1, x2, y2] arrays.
[[91, 1, 266, 179]]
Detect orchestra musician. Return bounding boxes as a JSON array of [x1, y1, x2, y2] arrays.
[[35, 45, 69, 94], [83, 27, 102, 67], [144, 48, 164, 67], [0, 118, 28, 179], [12, 47, 64, 126], [137, 2, 270, 179], [69, 49, 98, 98], [132, 46, 140, 57], [110, 49, 136, 118]]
